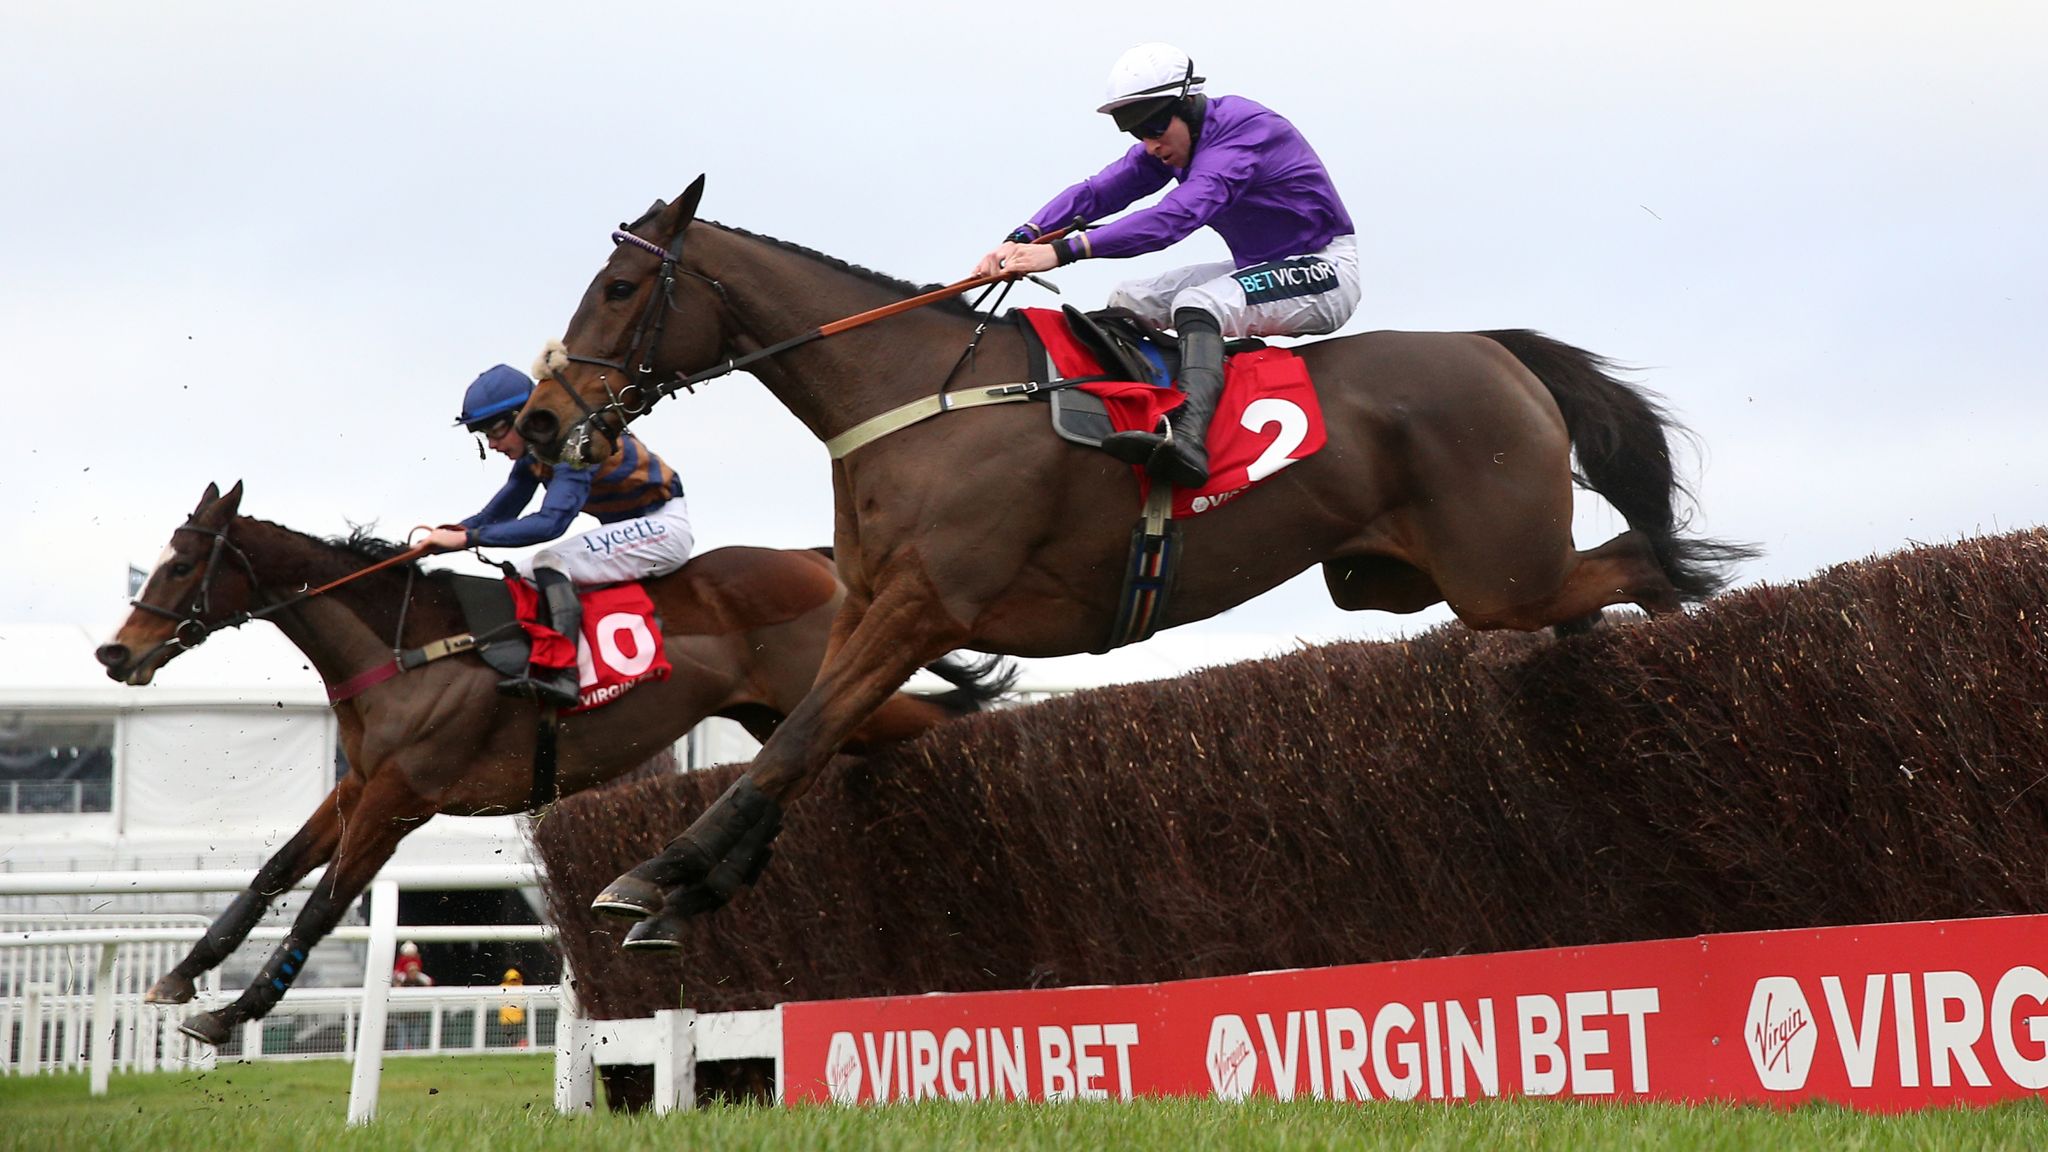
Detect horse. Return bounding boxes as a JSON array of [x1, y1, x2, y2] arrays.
[[515, 176, 1754, 949], [94, 481, 1011, 1044]]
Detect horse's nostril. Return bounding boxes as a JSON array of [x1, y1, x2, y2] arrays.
[[95, 643, 130, 669], [520, 411, 558, 443]]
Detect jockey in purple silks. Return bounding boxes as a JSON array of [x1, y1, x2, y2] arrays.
[[422, 364, 693, 707], [976, 43, 1361, 489]]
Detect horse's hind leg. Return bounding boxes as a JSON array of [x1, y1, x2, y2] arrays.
[[145, 778, 357, 1005], [178, 768, 435, 1047], [1456, 529, 1682, 632]]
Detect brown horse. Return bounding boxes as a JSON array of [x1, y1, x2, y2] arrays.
[[517, 176, 1753, 948], [94, 481, 1010, 1043]]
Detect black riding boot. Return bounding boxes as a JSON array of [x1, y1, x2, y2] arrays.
[[499, 567, 582, 709], [1098, 308, 1225, 488]]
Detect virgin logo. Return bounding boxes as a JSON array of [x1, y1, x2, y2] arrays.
[[1206, 1015, 1258, 1101], [825, 1032, 862, 1103], [1745, 977, 1818, 1090]]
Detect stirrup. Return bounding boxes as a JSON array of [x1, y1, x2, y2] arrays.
[[1099, 417, 1173, 467], [497, 671, 579, 709], [1148, 443, 1209, 489]]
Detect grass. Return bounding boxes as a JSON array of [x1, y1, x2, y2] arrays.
[[6, 1055, 2048, 1151]]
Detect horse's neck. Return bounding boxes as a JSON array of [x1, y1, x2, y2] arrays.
[[694, 227, 996, 442], [234, 519, 441, 686]]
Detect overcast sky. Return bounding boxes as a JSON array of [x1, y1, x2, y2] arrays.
[[5, 2, 2042, 663]]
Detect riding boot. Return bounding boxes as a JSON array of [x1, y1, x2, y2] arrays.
[[1098, 308, 1226, 488], [499, 568, 582, 709]]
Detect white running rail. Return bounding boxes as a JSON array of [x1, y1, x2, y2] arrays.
[[0, 864, 781, 1123]]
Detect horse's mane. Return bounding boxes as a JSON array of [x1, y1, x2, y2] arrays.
[[705, 222, 982, 319], [328, 526, 422, 566], [321, 526, 462, 591]]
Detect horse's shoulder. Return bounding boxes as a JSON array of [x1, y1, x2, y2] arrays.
[[645, 546, 840, 635]]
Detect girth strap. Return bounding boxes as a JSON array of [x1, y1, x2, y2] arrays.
[[1100, 483, 1180, 652], [825, 384, 1039, 460], [325, 623, 518, 704], [530, 708, 560, 811]]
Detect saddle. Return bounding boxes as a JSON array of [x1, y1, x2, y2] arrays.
[[436, 573, 531, 678], [1022, 306, 1265, 450], [1062, 305, 1175, 388]]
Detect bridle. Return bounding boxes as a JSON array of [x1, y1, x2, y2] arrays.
[[128, 521, 266, 653], [126, 519, 426, 667], [548, 228, 730, 462]]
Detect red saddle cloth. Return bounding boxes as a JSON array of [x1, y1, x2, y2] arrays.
[[1019, 308, 1327, 516], [506, 579, 671, 715]]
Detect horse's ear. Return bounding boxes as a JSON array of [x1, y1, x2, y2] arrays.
[[200, 481, 245, 525], [193, 482, 221, 515], [664, 175, 707, 255], [676, 175, 706, 225]]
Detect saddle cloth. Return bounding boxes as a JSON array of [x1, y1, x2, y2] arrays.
[[505, 578, 672, 715], [1018, 308, 1328, 516]]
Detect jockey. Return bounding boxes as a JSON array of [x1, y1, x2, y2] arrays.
[[423, 364, 693, 707], [975, 43, 1360, 488]]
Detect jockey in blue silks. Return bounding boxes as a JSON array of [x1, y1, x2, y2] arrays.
[[975, 43, 1361, 489], [423, 364, 693, 707]]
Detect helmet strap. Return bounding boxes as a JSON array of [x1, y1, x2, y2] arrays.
[[1181, 94, 1210, 153]]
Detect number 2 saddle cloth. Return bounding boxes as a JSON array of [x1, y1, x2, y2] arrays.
[[1016, 306, 1327, 516]]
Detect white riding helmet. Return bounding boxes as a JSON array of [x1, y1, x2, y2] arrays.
[[1097, 42, 1205, 126]]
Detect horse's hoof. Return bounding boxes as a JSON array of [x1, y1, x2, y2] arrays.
[[178, 1010, 234, 1047], [621, 916, 685, 952], [144, 972, 196, 1005], [1553, 609, 1607, 637], [591, 874, 665, 920]]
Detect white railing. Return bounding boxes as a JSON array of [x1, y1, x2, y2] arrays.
[[0, 865, 541, 1125], [0, 864, 782, 1122], [552, 1006, 781, 1115], [1, 913, 222, 1080], [1, 779, 114, 813]]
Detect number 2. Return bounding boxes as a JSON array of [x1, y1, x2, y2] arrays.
[[1241, 397, 1308, 482]]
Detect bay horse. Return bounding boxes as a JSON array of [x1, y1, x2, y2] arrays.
[[517, 176, 1753, 948], [94, 481, 1010, 1044]]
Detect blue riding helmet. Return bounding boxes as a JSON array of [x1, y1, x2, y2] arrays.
[[455, 365, 535, 431]]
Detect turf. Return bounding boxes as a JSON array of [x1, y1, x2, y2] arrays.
[[6, 1055, 2048, 1151]]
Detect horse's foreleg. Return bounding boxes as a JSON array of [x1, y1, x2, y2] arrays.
[[146, 779, 358, 1005], [598, 583, 962, 939], [178, 769, 435, 1047]]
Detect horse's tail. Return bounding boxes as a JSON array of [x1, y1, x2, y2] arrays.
[[915, 652, 1019, 715], [1480, 329, 1757, 600]]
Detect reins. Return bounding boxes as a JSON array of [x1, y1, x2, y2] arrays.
[[549, 220, 1084, 457], [129, 522, 432, 655]]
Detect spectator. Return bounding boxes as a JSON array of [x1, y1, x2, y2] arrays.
[[393, 941, 434, 987], [498, 968, 528, 1047]]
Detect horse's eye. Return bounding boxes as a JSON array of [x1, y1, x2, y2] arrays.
[[170, 562, 194, 578], [605, 280, 638, 302]]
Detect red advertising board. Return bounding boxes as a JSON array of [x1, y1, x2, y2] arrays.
[[780, 914, 2048, 1109]]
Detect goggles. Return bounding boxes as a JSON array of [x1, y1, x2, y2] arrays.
[[1128, 106, 1177, 140]]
